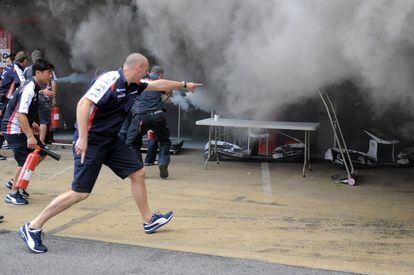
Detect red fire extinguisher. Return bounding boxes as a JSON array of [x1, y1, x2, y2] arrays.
[[147, 130, 156, 140], [15, 148, 41, 190], [51, 106, 60, 130]]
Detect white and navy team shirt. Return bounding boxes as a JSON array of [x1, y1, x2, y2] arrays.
[[1, 79, 41, 135], [14, 62, 26, 83], [0, 63, 21, 111], [78, 68, 148, 134]]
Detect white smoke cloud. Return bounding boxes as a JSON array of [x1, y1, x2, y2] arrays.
[[170, 91, 190, 111], [168, 88, 217, 113], [341, 0, 414, 112], [38, 0, 414, 121], [135, 0, 414, 119], [69, 4, 142, 71]]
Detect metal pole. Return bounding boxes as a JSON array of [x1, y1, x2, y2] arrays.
[[177, 105, 181, 139], [303, 131, 307, 177], [204, 125, 212, 170], [307, 131, 311, 171], [215, 125, 219, 164], [204, 111, 214, 170]]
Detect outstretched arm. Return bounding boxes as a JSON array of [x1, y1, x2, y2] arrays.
[[144, 79, 202, 93]]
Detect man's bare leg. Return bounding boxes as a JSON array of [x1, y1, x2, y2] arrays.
[[10, 166, 22, 193], [129, 168, 153, 223], [29, 191, 89, 229], [10, 156, 46, 193], [39, 124, 48, 144]]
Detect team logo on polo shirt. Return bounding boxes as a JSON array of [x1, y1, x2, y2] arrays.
[[116, 88, 126, 98]]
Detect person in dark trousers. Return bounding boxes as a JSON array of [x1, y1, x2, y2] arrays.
[[1, 59, 54, 205], [3, 52, 54, 192], [0, 54, 15, 161], [0, 51, 29, 159], [118, 74, 159, 166], [144, 130, 158, 165], [125, 66, 173, 178], [19, 53, 202, 253], [0, 53, 20, 161], [24, 49, 57, 144], [0, 54, 16, 161], [120, 120, 159, 167]]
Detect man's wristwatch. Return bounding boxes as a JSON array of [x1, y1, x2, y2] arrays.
[[182, 81, 187, 88]]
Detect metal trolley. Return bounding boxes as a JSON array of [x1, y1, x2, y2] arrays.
[[319, 90, 357, 185]]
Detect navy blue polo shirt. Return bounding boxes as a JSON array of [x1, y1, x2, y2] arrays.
[[135, 73, 165, 114], [77, 68, 148, 134], [0, 63, 21, 110]]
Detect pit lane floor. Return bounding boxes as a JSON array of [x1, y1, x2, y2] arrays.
[[0, 146, 413, 274], [0, 230, 352, 275]]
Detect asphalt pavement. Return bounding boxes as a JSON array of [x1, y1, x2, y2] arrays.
[[0, 229, 355, 275]]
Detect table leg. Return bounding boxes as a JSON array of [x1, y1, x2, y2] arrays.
[[307, 131, 312, 171], [204, 125, 212, 170], [302, 131, 307, 177], [215, 126, 219, 164]]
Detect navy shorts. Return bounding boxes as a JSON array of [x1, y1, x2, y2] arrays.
[[3, 133, 46, 166], [38, 95, 51, 124], [72, 132, 144, 193]]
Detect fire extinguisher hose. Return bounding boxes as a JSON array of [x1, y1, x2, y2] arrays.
[[35, 136, 61, 161]]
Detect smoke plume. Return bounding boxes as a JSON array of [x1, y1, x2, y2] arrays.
[[15, 0, 414, 123], [136, 0, 414, 119]]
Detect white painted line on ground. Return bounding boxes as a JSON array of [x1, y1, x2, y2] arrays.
[[261, 162, 273, 198], [46, 165, 74, 181]]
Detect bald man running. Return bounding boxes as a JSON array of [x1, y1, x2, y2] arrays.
[[19, 53, 202, 253]]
